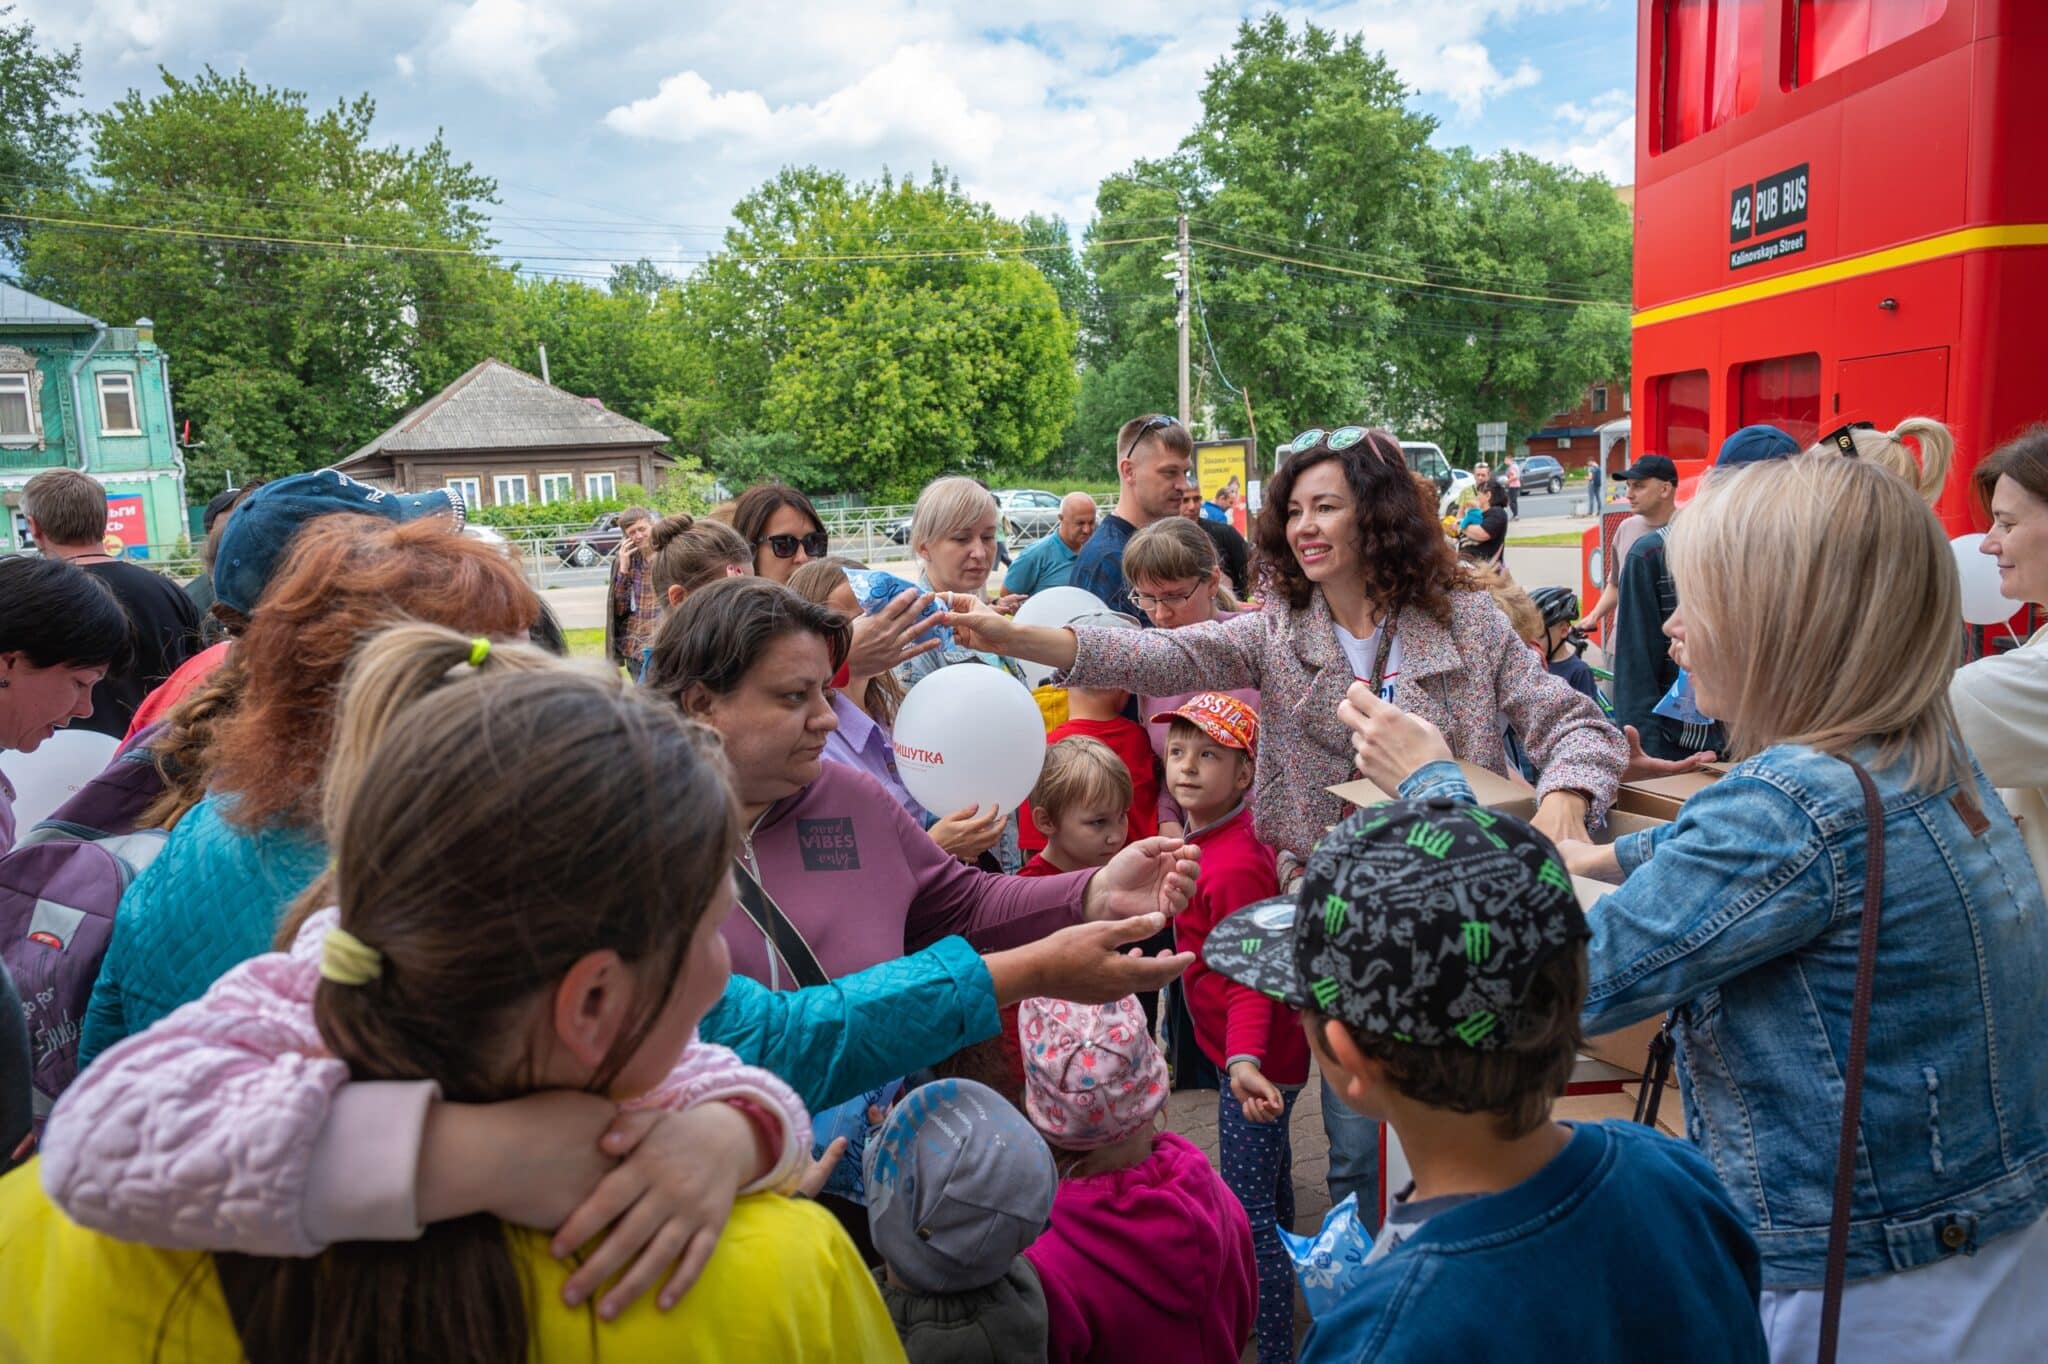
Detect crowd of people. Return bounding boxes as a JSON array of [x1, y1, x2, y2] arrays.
[[0, 406, 2043, 1363]]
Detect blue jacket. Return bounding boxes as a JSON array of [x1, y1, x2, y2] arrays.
[[79, 799, 326, 1068], [1073, 514, 1147, 626], [1405, 745, 2048, 1288], [1300, 1122, 1765, 1364], [705, 934, 999, 1116]]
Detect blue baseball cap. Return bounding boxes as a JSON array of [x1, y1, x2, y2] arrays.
[[214, 469, 465, 616], [1717, 424, 1801, 469]]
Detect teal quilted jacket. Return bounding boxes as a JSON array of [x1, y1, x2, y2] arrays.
[[79, 799, 326, 1069]]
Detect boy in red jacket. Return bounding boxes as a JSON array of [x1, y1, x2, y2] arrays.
[[1153, 692, 1304, 1364], [1021, 680, 1161, 854]]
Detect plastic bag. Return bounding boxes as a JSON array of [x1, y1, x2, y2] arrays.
[[1652, 668, 1716, 726], [843, 569, 949, 652], [1278, 1193, 1376, 1319]]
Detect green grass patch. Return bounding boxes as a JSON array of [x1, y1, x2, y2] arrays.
[[1509, 531, 1592, 547], [564, 627, 605, 659]]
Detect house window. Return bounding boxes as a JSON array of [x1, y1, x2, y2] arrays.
[[97, 373, 140, 434], [493, 474, 529, 506], [1736, 353, 1822, 448], [1660, 0, 1765, 150], [585, 471, 617, 500], [1650, 369, 1712, 464], [445, 477, 482, 509], [0, 374, 32, 438], [1591, 386, 1608, 413], [1794, 0, 1945, 86], [539, 473, 575, 504]]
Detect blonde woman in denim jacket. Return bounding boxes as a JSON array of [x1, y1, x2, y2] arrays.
[[1348, 453, 2048, 1362]]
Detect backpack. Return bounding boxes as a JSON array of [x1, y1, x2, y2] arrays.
[[0, 729, 172, 1131]]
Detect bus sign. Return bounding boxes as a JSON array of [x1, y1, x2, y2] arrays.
[[1728, 162, 1810, 270]]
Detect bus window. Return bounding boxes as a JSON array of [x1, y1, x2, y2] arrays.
[[1649, 370, 1711, 463], [1736, 353, 1821, 447], [1660, 0, 1766, 149], [1794, 0, 1946, 86]]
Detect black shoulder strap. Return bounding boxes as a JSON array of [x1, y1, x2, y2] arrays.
[[731, 860, 830, 990]]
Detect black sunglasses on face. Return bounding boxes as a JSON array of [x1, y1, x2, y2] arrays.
[[758, 531, 829, 559]]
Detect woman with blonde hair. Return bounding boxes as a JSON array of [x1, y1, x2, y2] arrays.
[[898, 476, 1029, 692], [1811, 414, 1954, 507], [1346, 452, 2048, 1361]]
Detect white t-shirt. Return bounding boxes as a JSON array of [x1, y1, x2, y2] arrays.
[[1333, 623, 1403, 704], [1950, 625, 2048, 890], [1758, 1210, 2048, 1363]]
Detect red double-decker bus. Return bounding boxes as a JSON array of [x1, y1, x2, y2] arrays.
[[1587, 1, 2048, 604]]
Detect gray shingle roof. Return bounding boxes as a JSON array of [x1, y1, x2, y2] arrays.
[[338, 359, 668, 466], [0, 282, 99, 328]]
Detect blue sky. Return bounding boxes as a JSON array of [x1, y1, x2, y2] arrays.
[[18, 1, 1638, 282]]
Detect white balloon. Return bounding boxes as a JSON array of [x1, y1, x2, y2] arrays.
[[1011, 586, 1109, 687], [0, 727, 119, 832], [892, 663, 1047, 818], [1952, 534, 2016, 626]]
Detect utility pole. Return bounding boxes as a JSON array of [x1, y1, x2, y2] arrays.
[[538, 343, 551, 387], [1175, 214, 1191, 427]]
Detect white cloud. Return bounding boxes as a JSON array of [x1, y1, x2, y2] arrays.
[[422, 0, 575, 100], [393, 52, 416, 79], [1529, 88, 1634, 182]]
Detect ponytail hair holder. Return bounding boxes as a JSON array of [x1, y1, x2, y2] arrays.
[[467, 637, 491, 668]]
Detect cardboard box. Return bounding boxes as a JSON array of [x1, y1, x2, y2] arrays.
[[1610, 765, 1727, 821], [1328, 760, 1665, 847]]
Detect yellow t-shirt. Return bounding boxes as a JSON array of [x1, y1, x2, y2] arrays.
[[0, 1162, 905, 1364]]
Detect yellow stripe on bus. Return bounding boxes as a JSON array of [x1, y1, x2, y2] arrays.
[[1631, 223, 2048, 329]]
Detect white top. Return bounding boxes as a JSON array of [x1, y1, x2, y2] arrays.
[[1758, 1210, 2048, 1363], [1333, 623, 1403, 704], [1950, 625, 2048, 888]]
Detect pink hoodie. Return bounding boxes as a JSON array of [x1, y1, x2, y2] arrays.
[[38, 906, 811, 1256], [1023, 1131, 1257, 1364]]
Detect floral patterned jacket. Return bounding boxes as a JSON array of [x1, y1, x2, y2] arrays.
[[1062, 586, 1626, 858]]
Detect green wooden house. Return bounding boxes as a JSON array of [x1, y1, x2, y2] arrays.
[[0, 282, 187, 556]]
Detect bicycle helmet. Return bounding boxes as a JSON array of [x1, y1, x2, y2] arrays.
[[1529, 585, 1579, 631]]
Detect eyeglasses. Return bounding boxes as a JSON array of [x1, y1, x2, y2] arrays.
[[1121, 414, 1178, 460], [1279, 425, 1400, 468], [1128, 582, 1207, 610], [1819, 421, 1874, 457], [757, 531, 829, 559]]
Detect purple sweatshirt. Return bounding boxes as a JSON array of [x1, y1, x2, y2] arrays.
[[727, 760, 1094, 986], [1024, 1131, 1257, 1364]]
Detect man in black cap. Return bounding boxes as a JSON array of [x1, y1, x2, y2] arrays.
[[1601, 455, 1722, 762], [1203, 800, 1766, 1364]]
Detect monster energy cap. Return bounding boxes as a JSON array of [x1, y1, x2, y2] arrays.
[[1202, 797, 1588, 1050]]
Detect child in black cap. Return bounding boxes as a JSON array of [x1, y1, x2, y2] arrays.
[[1206, 797, 1768, 1364]]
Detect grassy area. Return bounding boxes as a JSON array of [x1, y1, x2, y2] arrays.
[[1509, 531, 1592, 547], [563, 627, 604, 658]]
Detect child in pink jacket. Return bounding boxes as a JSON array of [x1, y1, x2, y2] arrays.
[[40, 904, 810, 1311], [1019, 995, 1257, 1363]]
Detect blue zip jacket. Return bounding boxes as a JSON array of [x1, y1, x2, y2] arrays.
[[1404, 744, 2048, 1288], [80, 798, 326, 1069]]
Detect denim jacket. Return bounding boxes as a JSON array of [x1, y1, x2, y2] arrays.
[[1401, 744, 2048, 1289]]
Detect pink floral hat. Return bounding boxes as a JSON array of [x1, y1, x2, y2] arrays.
[[1019, 995, 1169, 1150]]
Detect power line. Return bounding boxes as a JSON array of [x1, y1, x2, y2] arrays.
[[1190, 237, 1628, 309], [1186, 218, 1629, 304]]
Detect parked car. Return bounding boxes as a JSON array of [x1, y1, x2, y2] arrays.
[[887, 514, 914, 545], [462, 523, 515, 557], [991, 488, 1063, 541], [1401, 442, 1474, 517], [1516, 455, 1566, 494], [553, 512, 624, 566]]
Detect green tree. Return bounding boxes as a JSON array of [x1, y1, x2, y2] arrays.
[[18, 68, 520, 490], [0, 6, 83, 261], [666, 166, 1078, 499], [509, 268, 686, 431], [1379, 150, 1631, 462], [1082, 15, 1629, 469]]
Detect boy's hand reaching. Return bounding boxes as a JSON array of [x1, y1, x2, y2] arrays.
[[1228, 1061, 1286, 1124]]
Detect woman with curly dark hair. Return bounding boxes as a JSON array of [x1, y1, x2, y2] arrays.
[[946, 426, 1624, 1225]]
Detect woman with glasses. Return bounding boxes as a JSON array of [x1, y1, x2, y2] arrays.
[[732, 483, 830, 585], [1121, 517, 1257, 766]]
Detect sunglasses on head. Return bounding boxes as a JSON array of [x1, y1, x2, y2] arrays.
[[1280, 426, 1399, 467], [1121, 414, 1178, 460], [1819, 421, 1875, 457], [757, 531, 829, 560]]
